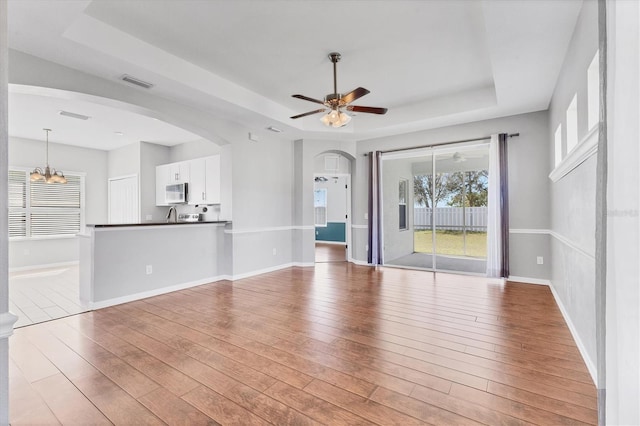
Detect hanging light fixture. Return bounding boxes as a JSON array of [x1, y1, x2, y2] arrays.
[[30, 128, 67, 184], [320, 107, 351, 128]]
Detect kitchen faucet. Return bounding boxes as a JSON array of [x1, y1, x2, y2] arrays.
[[166, 205, 177, 223]]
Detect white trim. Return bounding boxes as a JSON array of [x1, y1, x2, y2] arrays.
[[509, 228, 550, 234], [549, 127, 598, 182], [9, 234, 78, 241], [507, 275, 552, 286], [230, 262, 311, 281], [315, 240, 346, 245], [349, 258, 373, 266], [351, 224, 368, 229], [225, 225, 313, 235], [87, 275, 229, 310], [0, 312, 19, 339], [548, 284, 598, 385], [9, 260, 79, 273], [549, 230, 595, 261], [509, 228, 595, 261]]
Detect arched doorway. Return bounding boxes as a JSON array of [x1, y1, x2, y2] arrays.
[[313, 152, 352, 263]]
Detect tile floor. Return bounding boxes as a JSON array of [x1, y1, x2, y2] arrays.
[[9, 265, 86, 328]]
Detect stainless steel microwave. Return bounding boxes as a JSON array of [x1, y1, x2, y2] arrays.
[[166, 182, 188, 204]]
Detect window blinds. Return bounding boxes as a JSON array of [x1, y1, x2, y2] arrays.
[[8, 171, 82, 238]]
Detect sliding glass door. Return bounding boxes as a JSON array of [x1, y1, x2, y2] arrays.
[[381, 142, 489, 275]]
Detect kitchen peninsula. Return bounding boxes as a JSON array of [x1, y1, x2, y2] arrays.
[[79, 220, 231, 309]]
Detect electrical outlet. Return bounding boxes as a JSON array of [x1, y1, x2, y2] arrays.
[[365, 244, 369, 252], [364, 213, 368, 220], [146, 265, 153, 274], [146, 214, 153, 221], [272, 248, 277, 256], [537, 256, 544, 265]]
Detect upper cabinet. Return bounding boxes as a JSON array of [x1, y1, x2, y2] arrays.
[[156, 155, 220, 206], [169, 161, 190, 183], [187, 156, 221, 205]]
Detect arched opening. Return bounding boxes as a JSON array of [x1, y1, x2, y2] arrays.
[[312, 151, 353, 263]]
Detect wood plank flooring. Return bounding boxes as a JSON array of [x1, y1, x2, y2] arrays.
[[9, 263, 597, 425], [315, 242, 346, 263]]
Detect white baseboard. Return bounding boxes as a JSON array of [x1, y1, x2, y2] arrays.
[[507, 275, 552, 286], [349, 258, 372, 266], [9, 260, 79, 273], [315, 241, 346, 245], [547, 283, 598, 385], [231, 262, 304, 281], [87, 275, 228, 310]]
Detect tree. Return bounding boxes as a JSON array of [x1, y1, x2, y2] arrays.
[[413, 174, 451, 208], [446, 171, 488, 207]]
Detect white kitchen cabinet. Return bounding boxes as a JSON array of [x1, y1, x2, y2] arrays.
[[168, 161, 190, 183], [188, 155, 220, 205], [157, 156, 220, 206], [188, 158, 206, 204]]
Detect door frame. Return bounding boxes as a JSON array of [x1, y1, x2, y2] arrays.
[[313, 172, 352, 262]]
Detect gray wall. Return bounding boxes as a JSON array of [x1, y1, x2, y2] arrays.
[[8, 136, 108, 269], [139, 142, 170, 223], [355, 110, 551, 279], [547, 0, 598, 378], [169, 139, 220, 163], [107, 141, 139, 179], [228, 125, 295, 274]]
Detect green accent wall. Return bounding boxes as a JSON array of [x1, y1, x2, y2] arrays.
[[315, 222, 346, 242]]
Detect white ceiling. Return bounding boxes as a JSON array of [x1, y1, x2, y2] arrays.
[[7, 0, 583, 149]]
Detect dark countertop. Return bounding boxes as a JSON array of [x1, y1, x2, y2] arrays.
[[87, 221, 230, 228]]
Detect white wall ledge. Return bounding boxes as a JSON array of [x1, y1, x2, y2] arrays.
[[549, 126, 598, 182]]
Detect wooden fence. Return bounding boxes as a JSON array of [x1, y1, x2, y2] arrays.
[[414, 206, 487, 232]]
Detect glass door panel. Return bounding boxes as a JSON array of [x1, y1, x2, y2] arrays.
[[432, 146, 489, 274], [381, 142, 489, 275]]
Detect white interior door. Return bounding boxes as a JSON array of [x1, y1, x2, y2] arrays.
[[109, 175, 139, 224]]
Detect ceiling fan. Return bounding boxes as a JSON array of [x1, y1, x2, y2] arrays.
[[290, 52, 388, 128]]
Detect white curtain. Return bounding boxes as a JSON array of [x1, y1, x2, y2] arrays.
[[486, 134, 501, 277]]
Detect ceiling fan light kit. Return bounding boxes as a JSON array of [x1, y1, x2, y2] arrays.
[[291, 52, 387, 128], [30, 128, 67, 184]]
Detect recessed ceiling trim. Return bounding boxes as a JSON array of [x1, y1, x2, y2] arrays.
[[120, 74, 154, 89]]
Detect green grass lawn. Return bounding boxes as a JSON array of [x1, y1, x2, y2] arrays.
[[414, 230, 487, 258]]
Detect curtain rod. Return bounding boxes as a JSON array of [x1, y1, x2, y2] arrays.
[[364, 133, 520, 156]]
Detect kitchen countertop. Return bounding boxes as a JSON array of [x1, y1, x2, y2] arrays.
[[87, 221, 230, 228]]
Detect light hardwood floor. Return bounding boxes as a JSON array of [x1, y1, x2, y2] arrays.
[[10, 263, 597, 425]]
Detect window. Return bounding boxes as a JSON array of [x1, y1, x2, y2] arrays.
[[554, 124, 563, 167], [566, 94, 578, 153], [314, 188, 327, 227], [587, 51, 599, 130], [8, 168, 84, 238], [399, 179, 408, 230]]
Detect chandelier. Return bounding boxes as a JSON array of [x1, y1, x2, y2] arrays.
[[30, 128, 67, 184]]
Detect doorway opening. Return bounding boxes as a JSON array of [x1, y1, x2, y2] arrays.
[[313, 153, 352, 263], [381, 142, 489, 274]]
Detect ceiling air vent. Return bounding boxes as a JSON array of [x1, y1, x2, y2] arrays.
[[120, 74, 154, 89], [58, 110, 90, 120]]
